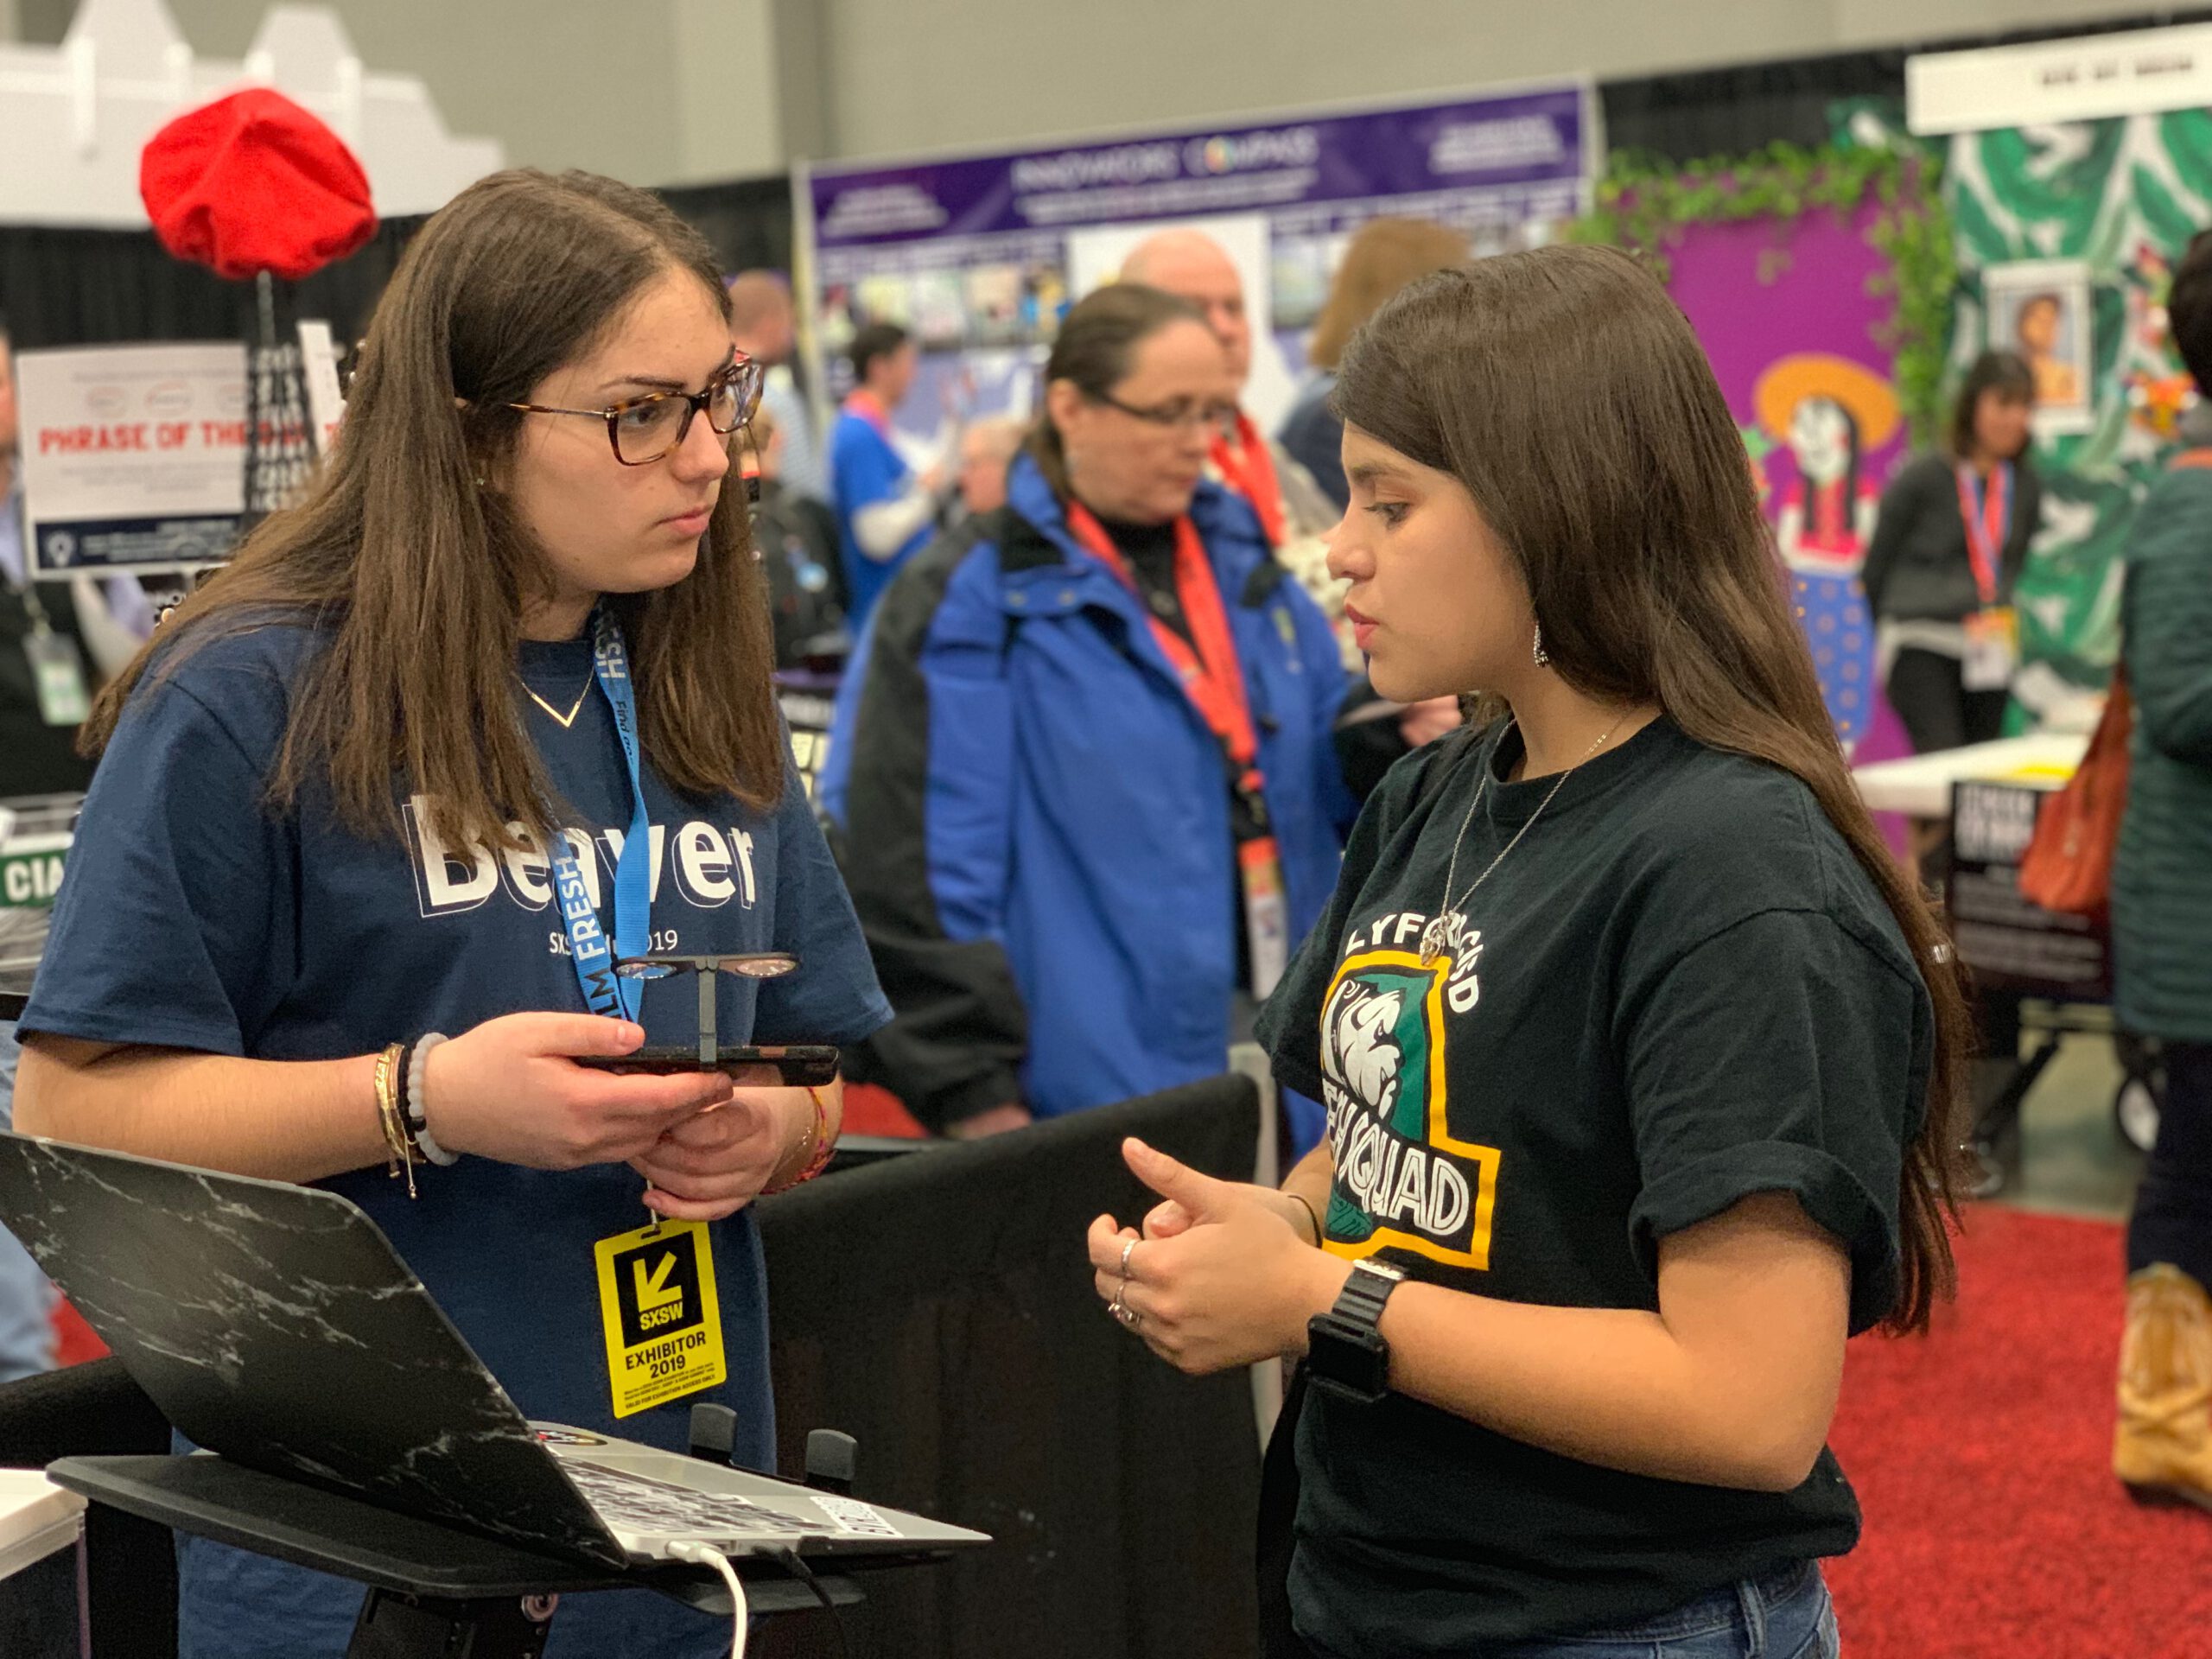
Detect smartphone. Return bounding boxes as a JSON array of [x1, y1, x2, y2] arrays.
[[574, 1045, 841, 1087]]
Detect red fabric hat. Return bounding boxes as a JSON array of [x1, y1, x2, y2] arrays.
[[140, 88, 377, 282]]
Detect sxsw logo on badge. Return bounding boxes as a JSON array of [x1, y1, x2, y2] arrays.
[[611, 1236, 702, 1348], [1318, 944, 1502, 1273]]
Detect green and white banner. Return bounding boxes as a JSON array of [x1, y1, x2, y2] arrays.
[[1941, 107, 2212, 723]]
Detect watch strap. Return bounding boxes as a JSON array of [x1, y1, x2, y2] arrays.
[[1331, 1262, 1402, 1332]]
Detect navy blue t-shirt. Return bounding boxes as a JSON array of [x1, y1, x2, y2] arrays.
[[21, 621, 891, 1659]]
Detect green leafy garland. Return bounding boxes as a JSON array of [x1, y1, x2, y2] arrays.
[[1568, 143, 1955, 447]]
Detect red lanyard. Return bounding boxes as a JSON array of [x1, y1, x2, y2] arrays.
[[843, 389, 894, 441], [1954, 463, 2012, 607], [1064, 501, 1262, 787], [1209, 411, 1286, 549]]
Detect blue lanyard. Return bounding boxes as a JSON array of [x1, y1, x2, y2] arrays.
[[549, 607, 652, 1020]]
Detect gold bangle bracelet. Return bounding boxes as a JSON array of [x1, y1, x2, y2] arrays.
[[371, 1047, 399, 1175], [373, 1043, 418, 1200]]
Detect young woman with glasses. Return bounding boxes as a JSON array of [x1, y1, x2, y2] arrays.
[[15, 169, 891, 1659], [1088, 247, 1973, 1659], [823, 283, 1354, 1142]]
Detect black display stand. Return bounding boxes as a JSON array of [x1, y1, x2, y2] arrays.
[[47, 1454, 861, 1658]]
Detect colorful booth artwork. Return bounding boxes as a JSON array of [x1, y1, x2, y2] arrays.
[[1944, 110, 2212, 715], [1664, 205, 1916, 767]]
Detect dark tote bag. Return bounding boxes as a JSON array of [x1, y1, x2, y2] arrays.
[[1258, 1364, 1315, 1659]]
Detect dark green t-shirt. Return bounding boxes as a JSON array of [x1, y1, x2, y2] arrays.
[[1255, 716, 1931, 1655]]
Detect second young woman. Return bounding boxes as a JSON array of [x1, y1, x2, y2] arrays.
[[1090, 245, 1970, 1659]]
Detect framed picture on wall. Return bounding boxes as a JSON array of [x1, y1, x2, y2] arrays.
[[1984, 259, 2094, 435]]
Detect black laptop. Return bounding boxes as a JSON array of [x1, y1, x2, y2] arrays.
[[0, 1134, 987, 1570]]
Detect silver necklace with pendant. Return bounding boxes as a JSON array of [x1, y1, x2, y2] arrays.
[[1418, 714, 1630, 967]]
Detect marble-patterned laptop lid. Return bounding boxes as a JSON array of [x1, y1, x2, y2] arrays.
[[0, 1134, 627, 1569]]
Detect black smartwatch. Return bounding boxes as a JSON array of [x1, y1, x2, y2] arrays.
[[1306, 1260, 1406, 1404]]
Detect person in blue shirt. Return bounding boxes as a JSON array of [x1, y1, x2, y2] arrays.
[[13, 168, 891, 1659], [830, 322, 944, 628], [821, 283, 1352, 1142]]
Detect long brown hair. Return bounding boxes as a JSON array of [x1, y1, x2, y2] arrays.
[[1334, 245, 1970, 1334], [1023, 283, 1205, 500], [85, 168, 784, 850], [1306, 216, 1469, 373]]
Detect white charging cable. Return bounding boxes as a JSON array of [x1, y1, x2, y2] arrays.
[[666, 1541, 748, 1657]]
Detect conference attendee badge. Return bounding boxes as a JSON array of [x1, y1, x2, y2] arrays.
[[23, 629, 90, 728], [1962, 607, 2018, 693], [592, 1218, 727, 1420], [1240, 837, 1290, 1001]]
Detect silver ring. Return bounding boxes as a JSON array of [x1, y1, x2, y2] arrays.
[[1119, 1239, 1136, 1277], [1114, 1302, 1141, 1329], [1107, 1286, 1127, 1321]]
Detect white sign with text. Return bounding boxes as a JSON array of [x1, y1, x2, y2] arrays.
[[16, 342, 246, 575], [1910, 24, 2212, 135]]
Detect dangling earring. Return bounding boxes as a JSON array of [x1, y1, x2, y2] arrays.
[[1532, 620, 1550, 668]]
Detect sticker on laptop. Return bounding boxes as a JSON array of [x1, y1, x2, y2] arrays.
[[810, 1495, 899, 1537], [534, 1430, 607, 1446]]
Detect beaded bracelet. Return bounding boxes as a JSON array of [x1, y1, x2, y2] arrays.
[[406, 1033, 460, 1166]]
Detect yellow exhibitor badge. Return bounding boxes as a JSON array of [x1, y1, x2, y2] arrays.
[[592, 1218, 727, 1420]]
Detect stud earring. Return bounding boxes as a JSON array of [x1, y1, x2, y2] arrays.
[[1532, 620, 1549, 668]]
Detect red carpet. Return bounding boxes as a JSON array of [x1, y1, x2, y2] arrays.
[[839, 1079, 928, 1138], [1826, 1205, 2212, 1657]]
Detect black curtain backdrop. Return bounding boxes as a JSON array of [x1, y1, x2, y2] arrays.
[[656, 175, 795, 275], [753, 1077, 1265, 1659], [0, 175, 793, 353], [1599, 52, 1907, 161]]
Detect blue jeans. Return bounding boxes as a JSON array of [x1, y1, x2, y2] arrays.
[[1491, 1561, 1840, 1659]]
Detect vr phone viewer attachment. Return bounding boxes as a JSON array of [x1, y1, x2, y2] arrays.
[[574, 950, 836, 1083]]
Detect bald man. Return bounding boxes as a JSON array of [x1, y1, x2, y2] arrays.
[[1121, 232, 1459, 794], [1120, 228, 1334, 552], [727, 270, 827, 504]]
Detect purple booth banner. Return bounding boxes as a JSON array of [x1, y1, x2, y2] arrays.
[[810, 85, 1589, 253], [1666, 204, 1916, 789], [798, 84, 1592, 438]]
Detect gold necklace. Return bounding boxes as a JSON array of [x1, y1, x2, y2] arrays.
[[518, 668, 594, 729]]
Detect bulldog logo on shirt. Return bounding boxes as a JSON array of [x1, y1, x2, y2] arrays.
[[1317, 941, 1502, 1273]]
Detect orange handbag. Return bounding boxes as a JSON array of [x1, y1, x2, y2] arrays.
[[2021, 447, 2212, 916], [2018, 671, 2133, 918]]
